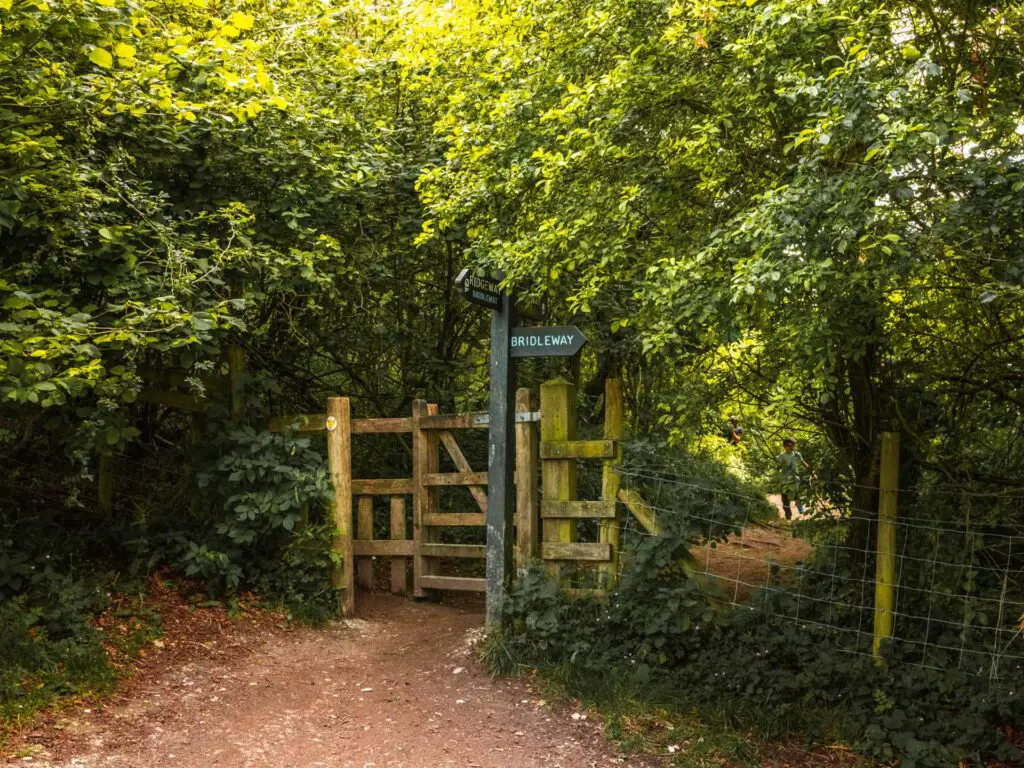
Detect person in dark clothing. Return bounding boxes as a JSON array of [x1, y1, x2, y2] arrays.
[[726, 415, 744, 445]]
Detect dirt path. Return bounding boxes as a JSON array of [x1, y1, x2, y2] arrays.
[[693, 520, 813, 602], [10, 595, 636, 768]]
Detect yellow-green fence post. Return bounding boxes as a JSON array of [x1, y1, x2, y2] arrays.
[[540, 379, 577, 582], [873, 431, 900, 658]]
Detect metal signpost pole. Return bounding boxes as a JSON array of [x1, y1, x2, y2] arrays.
[[485, 284, 517, 628]]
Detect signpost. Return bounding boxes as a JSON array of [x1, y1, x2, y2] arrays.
[[458, 270, 588, 627], [510, 326, 587, 358], [485, 289, 516, 628]]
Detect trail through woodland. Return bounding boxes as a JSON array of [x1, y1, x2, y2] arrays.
[[6, 595, 637, 768]]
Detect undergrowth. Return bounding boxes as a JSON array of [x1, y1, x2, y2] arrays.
[[485, 447, 1023, 768], [488, 567, 1021, 768], [521, 663, 767, 767]]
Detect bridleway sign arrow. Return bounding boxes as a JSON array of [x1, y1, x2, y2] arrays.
[[509, 326, 587, 358]]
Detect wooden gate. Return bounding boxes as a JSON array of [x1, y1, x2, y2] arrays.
[[270, 392, 540, 616], [413, 400, 489, 596]]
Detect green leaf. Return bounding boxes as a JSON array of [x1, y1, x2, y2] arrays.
[[89, 48, 114, 69]]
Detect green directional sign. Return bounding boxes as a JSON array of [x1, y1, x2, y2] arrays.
[[509, 326, 587, 358]]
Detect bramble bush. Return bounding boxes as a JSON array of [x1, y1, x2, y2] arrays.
[[492, 571, 1022, 768], [0, 526, 116, 729], [164, 425, 339, 620]]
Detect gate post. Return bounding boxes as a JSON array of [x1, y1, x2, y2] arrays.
[[540, 379, 577, 581], [326, 396, 354, 616], [412, 399, 427, 598], [413, 400, 442, 598], [600, 379, 623, 590], [515, 388, 539, 569]]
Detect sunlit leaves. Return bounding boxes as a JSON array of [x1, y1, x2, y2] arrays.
[[227, 11, 254, 31], [409, 0, 1024, 490], [89, 47, 114, 68]]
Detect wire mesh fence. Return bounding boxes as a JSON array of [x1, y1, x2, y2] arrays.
[[615, 467, 1024, 682]]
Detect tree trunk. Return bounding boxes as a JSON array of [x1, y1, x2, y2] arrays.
[[845, 347, 883, 553]]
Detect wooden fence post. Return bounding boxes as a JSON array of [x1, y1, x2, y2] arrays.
[[515, 388, 539, 570], [424, 404, 442, 593], [390, 497, 407, 594], [190, 413, 206, 445], [600, 379, 623, 590], [540, 379, 576, 581], [327, 396, 354, 617], [873, 431, 900, 658], [98, 455, 114, 517], [357, 496, 374, 590]]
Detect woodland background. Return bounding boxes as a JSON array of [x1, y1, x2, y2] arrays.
[[1, 1, 1022, 765]]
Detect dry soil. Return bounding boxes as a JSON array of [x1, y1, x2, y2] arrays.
[[7, 594, 643, 768]]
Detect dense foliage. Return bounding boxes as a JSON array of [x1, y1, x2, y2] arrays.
[[2, 0, 1023, 762], [494, 567, 1021, 767], [1, 0, 477, 729], [490, 481, 1023, 767], [414, 0, 1024, 511]]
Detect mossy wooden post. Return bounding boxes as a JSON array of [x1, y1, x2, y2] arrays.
[[190, 413, 206, 445], [873, 432, 900, 658], [228, 344, 245, 423], [390, 497, 407, 594], [540, 379, 576, 581], [357, 496, 374, 590], [600, 379, 623, 590], [327, 396, 354, 616], [515, 388, 539, 570], [98, 455, 114, 517]]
